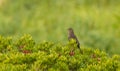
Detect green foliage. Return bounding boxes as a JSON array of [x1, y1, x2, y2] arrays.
[[15, 34, 35, 52], [0, 34, 119, 71], [0, 35, 12, 53]]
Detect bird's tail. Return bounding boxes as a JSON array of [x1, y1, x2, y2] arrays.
[[79, 48, 83, 54], [78, 45, 83, 54]]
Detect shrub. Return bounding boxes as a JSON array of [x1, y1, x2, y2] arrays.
[[0, 34, 119, 71]]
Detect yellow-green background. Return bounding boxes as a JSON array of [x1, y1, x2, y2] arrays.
[[0, 0, 120, 55]]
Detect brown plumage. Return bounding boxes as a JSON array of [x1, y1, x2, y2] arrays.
[[68, 28, 83, 54]]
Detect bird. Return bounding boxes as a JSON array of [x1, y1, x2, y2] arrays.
[[68, 28, 83, 54]]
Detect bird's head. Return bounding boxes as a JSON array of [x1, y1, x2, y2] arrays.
[[68, 28, 74, 35]]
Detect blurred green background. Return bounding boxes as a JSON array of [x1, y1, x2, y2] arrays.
[[0, 0, 120, 55]]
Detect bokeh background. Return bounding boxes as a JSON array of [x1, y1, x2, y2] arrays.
[[0, 0, 120, 55]]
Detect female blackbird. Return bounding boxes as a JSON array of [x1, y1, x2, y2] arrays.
[[68, 28, 83, 54]]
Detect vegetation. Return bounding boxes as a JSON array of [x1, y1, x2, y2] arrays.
[[0, 0, 120, 70], [0, 34, 119, 71]]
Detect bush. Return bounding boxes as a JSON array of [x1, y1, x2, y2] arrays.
[[0, 34, 119, 71]]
